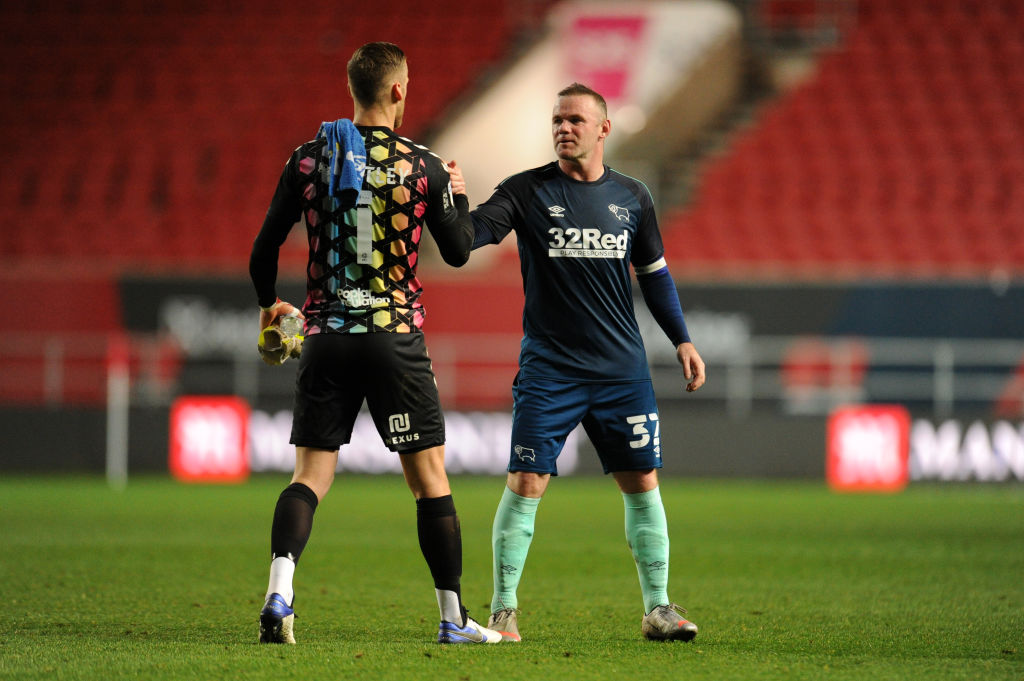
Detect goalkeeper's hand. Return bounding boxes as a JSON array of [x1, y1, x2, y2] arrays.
[[259, 298, 303, 331], [257, 299, 306, 366]]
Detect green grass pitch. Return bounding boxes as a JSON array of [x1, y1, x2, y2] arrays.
[[1, 475, 1021, 680]]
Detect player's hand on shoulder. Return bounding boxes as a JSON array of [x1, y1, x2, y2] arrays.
[[677, 342, 706, 393], [446, 159, 466, 195]]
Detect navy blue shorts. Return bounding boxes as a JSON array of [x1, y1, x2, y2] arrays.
[[509, 377, 662, 475]]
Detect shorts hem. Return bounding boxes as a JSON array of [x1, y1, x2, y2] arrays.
[[394, 438, 446, 454], [289, 439, 344, 450], [508, 465, 559, 476], [600, 461, 664, 474]]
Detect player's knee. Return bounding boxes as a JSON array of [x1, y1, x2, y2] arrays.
[[507, 471, 549, 498], [614, 468, 658, 494]]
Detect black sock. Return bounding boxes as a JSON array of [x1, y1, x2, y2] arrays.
[[270, 482, 319, 563], [416, 495, 463, 606]]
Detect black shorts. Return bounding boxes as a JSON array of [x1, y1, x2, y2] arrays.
[[289, 332, 445, 453]]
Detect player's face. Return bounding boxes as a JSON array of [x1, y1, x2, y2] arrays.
[[552, 95, 608, 163]]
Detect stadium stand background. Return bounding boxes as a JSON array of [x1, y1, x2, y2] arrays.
[[665, 0, 1024, 278], [0, 1, 557, 270], [1, 0, 1022, 475], [2, 2, 1019, 285], [4, 2, 1021, 278], [0, 0, 556, 406]]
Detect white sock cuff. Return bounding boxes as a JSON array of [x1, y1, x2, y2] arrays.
[[436, 588, 462, 624], [267, 555, 296, 604]]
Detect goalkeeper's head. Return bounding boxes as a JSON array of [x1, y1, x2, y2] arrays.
[[347, 42, 408, 129]]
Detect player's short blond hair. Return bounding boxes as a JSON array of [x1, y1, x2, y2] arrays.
[[348, 42, 406, 108]]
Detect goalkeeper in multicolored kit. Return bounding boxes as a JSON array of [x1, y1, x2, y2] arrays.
[[248, 41, 500, 645]]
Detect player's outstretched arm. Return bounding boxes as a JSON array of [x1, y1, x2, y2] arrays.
[[677, 342, 706, 393], [424, 158, 473, 267], [446, 159, 466, 196], [445, 159, 507, 252]]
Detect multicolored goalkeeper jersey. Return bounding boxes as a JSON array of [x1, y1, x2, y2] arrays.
[[250, 125, 472, 334]]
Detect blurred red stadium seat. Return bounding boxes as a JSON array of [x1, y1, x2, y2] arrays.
[[0, 2, 555, 270], [662, 0, 1024, 276]]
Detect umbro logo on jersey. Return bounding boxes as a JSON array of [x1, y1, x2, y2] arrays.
[[548, 205, 566, 217], [608, 204, 630, 222]]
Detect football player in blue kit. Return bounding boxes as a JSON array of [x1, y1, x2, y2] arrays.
[[458, 83, 706, 642]]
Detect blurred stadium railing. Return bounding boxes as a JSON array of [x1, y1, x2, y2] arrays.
[[5, 330, 1021, 421]]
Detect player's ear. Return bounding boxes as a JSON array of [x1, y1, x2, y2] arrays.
[[391, 80, 404, 104], [599, 117, 611, 140]]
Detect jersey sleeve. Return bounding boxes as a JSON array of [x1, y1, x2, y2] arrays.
[[469, 179, 521, 249], [629, 183, 666, 271], [422, 154, 472, 267], [249, 147, 304, 307], [626, 177, 689, 345]]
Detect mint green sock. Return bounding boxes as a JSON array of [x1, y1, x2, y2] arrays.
[[623, 487, 671, 614], [491, 486, 541, 612]]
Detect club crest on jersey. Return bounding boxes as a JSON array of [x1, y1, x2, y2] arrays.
[[608, 204, 630, 222], [548, 205, 566, 218]]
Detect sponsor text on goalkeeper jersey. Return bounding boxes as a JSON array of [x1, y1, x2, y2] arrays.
[[265, 126, 461, 334]]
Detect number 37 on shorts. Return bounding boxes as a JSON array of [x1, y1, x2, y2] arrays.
[[627, 413, 660, 455]]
